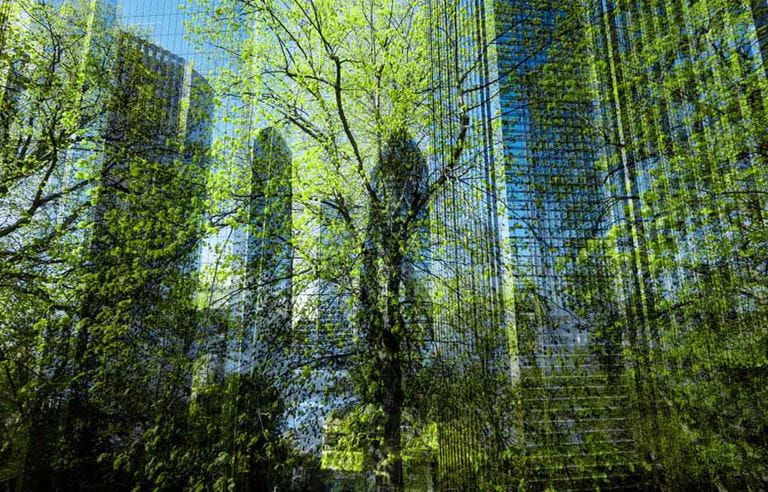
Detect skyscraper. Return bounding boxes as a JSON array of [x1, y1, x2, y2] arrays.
[[428, 0, 636, 488], [586, 0, 768, 486], [90, 31, 212, 273], [241, 127, 293, 371], [82, 32, 214, 412], [81, 33, 213, 398]]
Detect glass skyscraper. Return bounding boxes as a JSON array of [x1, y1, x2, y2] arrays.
[[587, 2, 768, 488], [428, 0, 636, 488], [426, 0, 768, 488]]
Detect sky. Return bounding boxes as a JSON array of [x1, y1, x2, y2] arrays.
[[115, 0, 250, 309], [118, 0, 196, 60]]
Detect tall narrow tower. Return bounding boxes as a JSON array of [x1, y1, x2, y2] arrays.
[[242, 127, 293, 371], [428, 1, 635, 488]]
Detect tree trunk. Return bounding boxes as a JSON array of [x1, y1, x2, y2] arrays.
[[378, 259, 405, 491], [359, 230, 405, 491]]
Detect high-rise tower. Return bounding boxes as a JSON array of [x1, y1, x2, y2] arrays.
[[428, 1, 636, 488], [241, 127, 293, 371], [586, 0, 768, 486], [91, 31, 212, 273]]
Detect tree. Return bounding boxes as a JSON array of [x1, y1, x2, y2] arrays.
[[186, 0, 608, 488], [184, 0, 479, 488], [0, 1, 219, 489], [536, 0, 768, 487], [4, 0, 767, 489], [1, 0, 123, 486]]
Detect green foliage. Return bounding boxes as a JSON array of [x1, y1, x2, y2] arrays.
[[113, 370, 297, 491], [2, 0, 768, 490]]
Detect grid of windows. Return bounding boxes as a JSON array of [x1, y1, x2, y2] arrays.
[[428, 0, 637, 487], [118, 0, 252, 373]]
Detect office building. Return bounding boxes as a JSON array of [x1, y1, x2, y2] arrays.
[[585, 0, 768, 486], [428, 0, 636, 488], [83, 33, 214, 407], [241, 127, 294, 371], [90, 31, 212, 268]]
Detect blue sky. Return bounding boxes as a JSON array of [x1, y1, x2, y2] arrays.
[[118, 0, 204, 67]]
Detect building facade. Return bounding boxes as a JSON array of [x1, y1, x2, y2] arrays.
[[428, 0, 768, 488], [90, 31, 212, 277], [586, 0, 768, 486], [428, 0, 637, 489], [239, 127, 294, 373], [84, 31, 214, 377]]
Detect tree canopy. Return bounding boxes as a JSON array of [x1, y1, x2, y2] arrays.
[[1, 0, 767, 490]]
